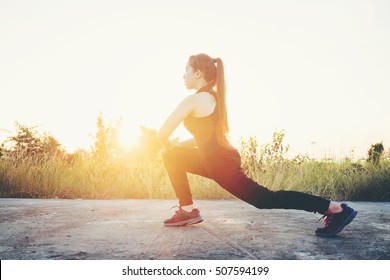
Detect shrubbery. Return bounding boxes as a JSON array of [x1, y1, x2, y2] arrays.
[[1, 120, 389, 201]]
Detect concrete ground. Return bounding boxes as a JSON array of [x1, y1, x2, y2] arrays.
[[0, 199, 389, 260]]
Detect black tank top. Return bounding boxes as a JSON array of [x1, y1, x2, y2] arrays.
[[183, 86, 236, 159]]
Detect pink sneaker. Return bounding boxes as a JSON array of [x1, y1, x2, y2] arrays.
[[164, 206, 203, 226]]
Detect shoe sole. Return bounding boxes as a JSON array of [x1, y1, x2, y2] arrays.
[[316, 210, 358, 237], [164, 216, 203, 227]]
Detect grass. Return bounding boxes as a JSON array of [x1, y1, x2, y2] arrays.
[[250, 160, 390, 201], [2, 121, 388, 201], [0, 152, 389, 201]]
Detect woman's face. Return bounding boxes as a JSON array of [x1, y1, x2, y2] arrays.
[[183, 61, 199, 90]]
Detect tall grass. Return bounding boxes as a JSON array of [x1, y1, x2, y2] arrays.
[[0, 151, 389, 201], [2, 121, 388, 201], [249, 160, 390, 201], [0, 153, 169, 199]]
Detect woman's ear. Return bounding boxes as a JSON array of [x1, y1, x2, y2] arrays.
[[195, 69, 203, 79]]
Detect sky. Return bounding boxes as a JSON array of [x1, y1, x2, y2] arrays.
[[1, 0, 389, 159]]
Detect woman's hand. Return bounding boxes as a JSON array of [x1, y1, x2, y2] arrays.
[[161, 139, 181, 155]]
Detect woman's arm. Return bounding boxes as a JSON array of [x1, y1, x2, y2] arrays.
[[158, 95, 196, 148]]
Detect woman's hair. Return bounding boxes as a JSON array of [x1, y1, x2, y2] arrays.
[[188, 53, 229, 137]]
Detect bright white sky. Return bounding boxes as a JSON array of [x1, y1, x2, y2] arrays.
[[1, 0, 389, 159]]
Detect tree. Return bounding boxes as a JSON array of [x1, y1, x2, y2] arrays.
[[42, 135, 63, 157], [0, 143, 5, 158], [92, 113, 122, 161], [4, 122, 64, 160], [367, 142, 384, 165], [133, 126, 162, 160], [258, 130, 290, 166]]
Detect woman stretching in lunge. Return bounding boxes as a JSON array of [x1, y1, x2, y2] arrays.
[[158, 53, 357, 237]]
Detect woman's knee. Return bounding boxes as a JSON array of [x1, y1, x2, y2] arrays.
[[162, 147, 181, 167], [162, 149, 174, 166]]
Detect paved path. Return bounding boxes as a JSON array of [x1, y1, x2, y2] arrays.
[[0, 199, 389, 260]]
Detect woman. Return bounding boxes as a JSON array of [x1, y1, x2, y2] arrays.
[[158, 53, 357, 237]]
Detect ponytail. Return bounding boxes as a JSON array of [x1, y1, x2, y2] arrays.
[[213, 58, 229, 136]]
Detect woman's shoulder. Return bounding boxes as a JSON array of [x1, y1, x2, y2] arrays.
[[179, 92, 215, 115], [194, 91, 216, 103], [188, 91, 216, 118], [181, 92, 215, 104]]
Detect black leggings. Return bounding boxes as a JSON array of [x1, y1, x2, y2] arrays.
[[163, 147, 330, 214]]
